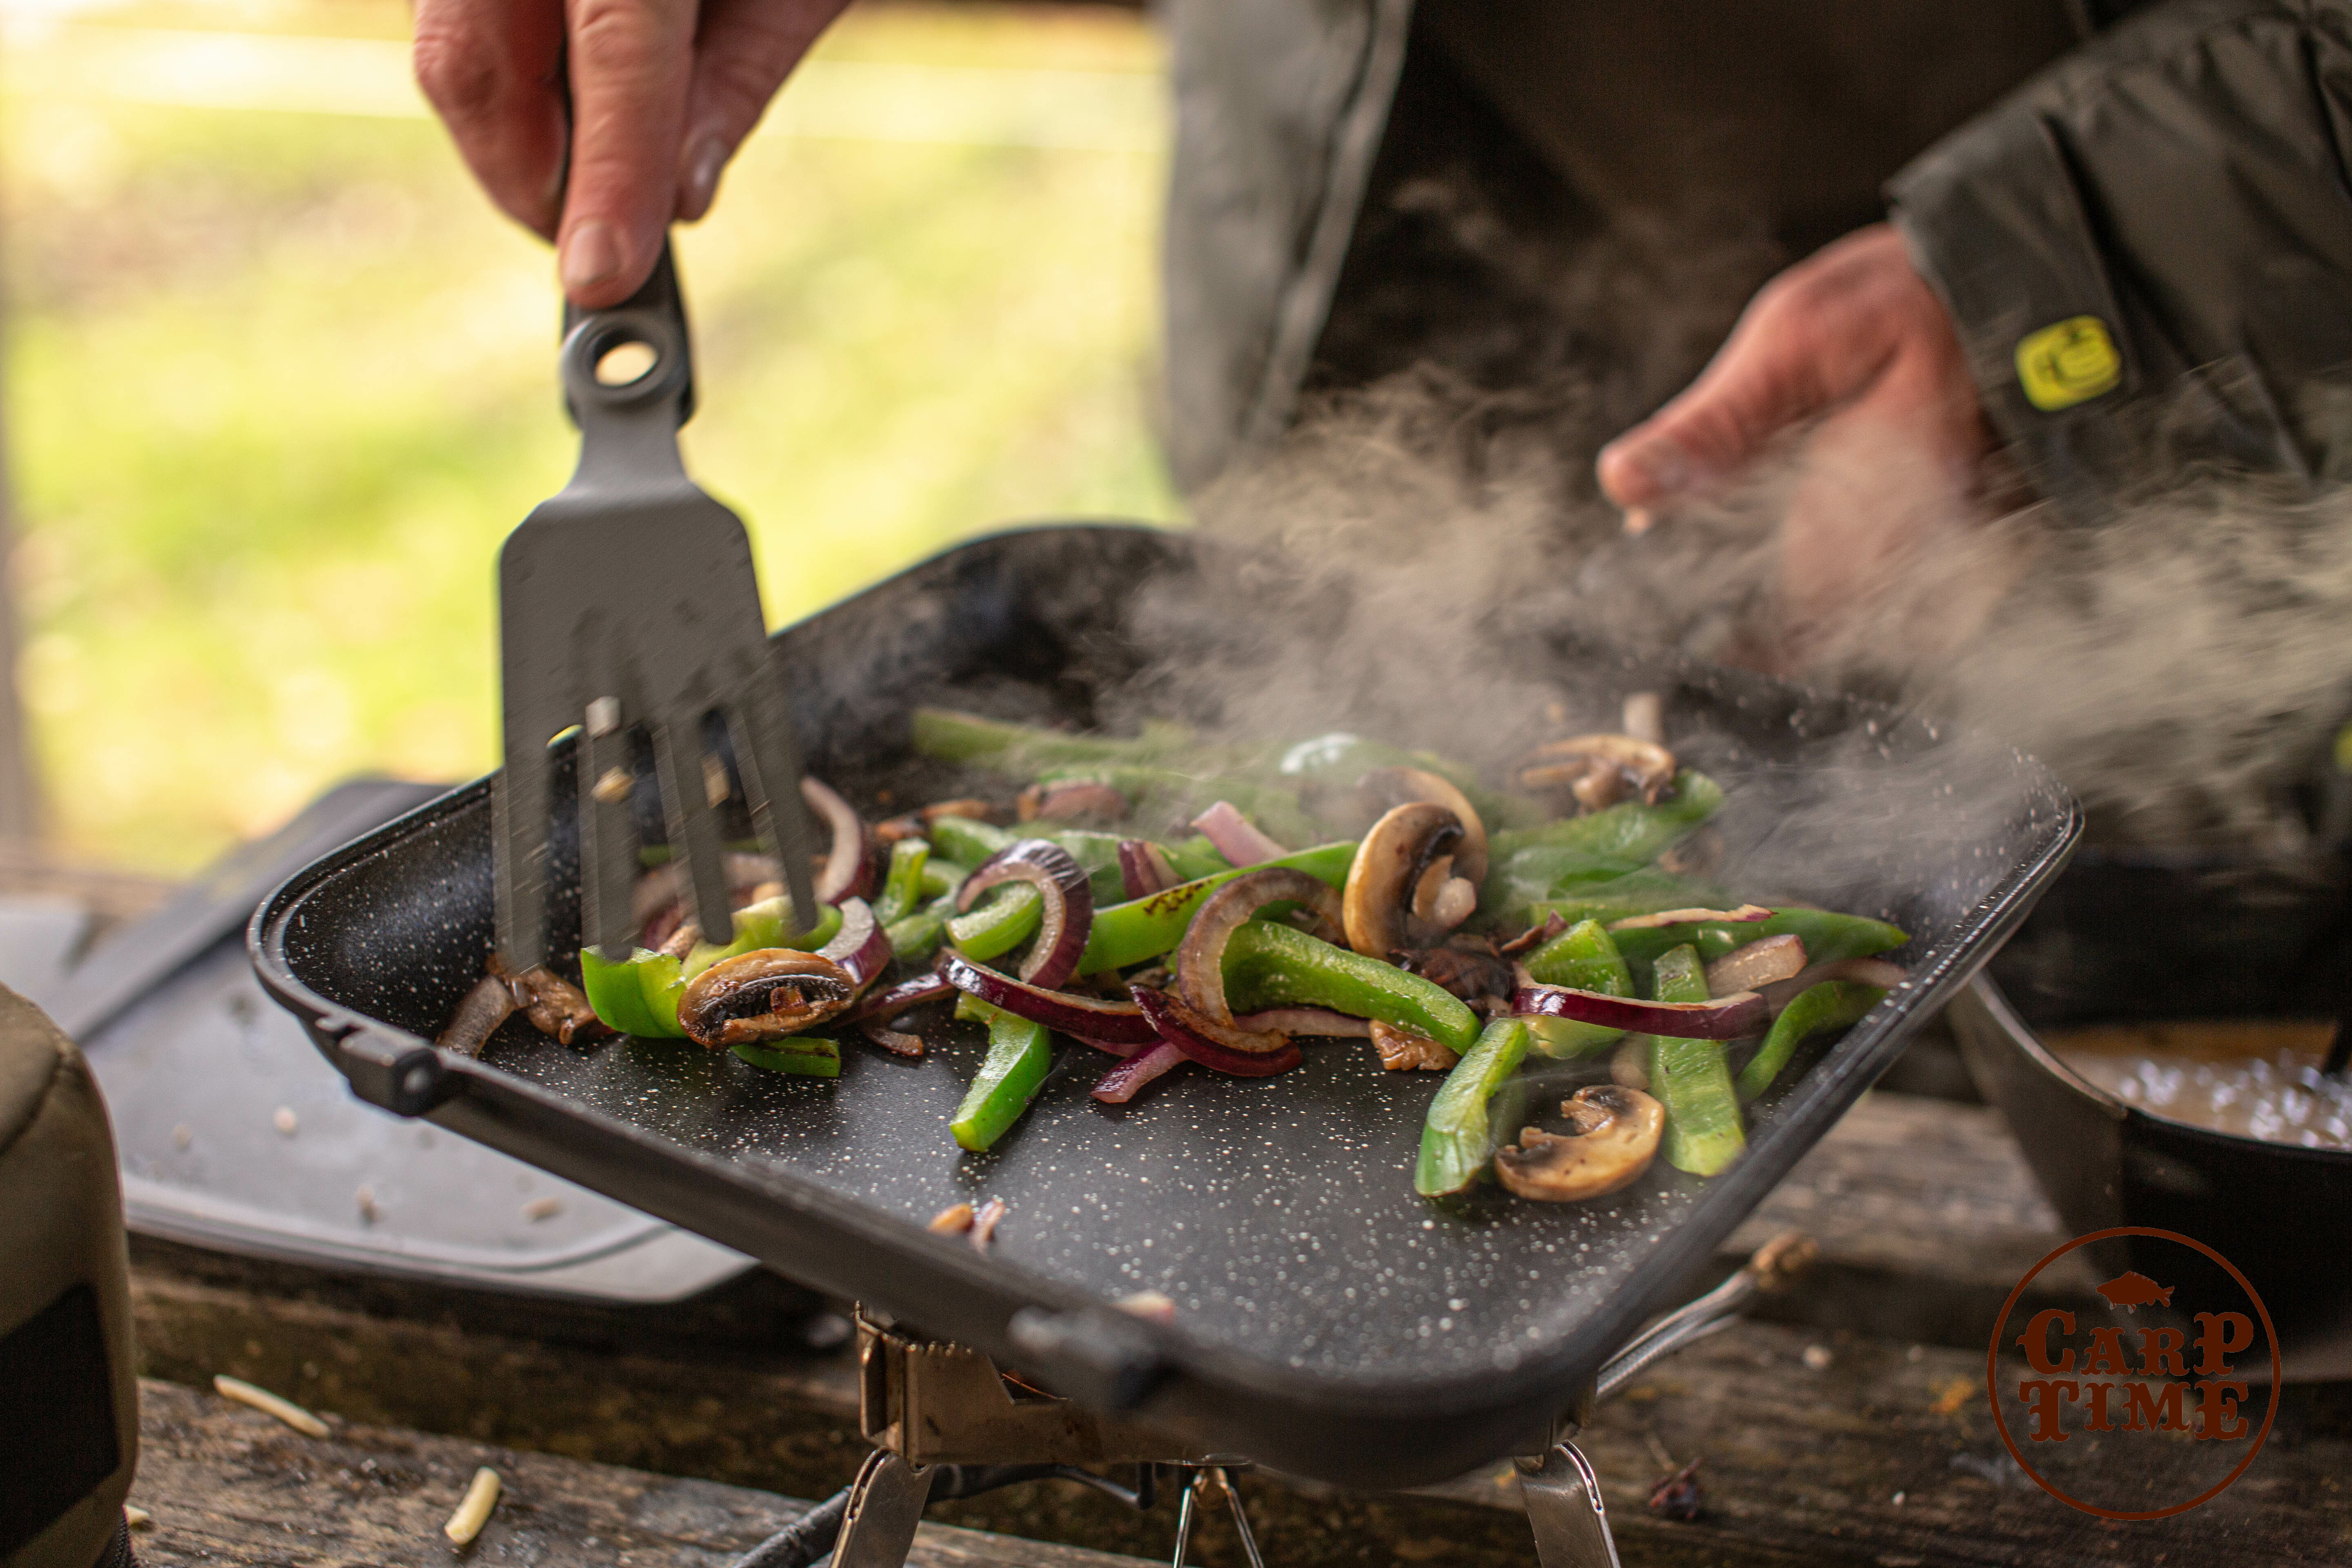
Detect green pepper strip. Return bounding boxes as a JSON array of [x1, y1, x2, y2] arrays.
[[579, 897, 843, 1038], [1521, 918, 1633, 1059], [1222, 920, 1480, 1051], [1483, 771, 1726, 917], [926, 815, 1013, 866], [731, 1038, 842, 1078], [946, 886, 1042, 962], [1606, 909, 1907, 977], [1163, 835, 1233, 882], [1078, 842, 1357, 974], [885, 891, 958, 965], [951, 1004, 1056, 1152], [920, 858, 969, 900], [1642, 944, 1747, 1177], [912, 708, 1193, 770], [875, 839, 931, 926], [1415, 1018, 1531, 1197], [1736, 982, 1887, 1102]]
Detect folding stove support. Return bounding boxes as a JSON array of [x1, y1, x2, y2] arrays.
[[732, 1233, 1815, 1568]]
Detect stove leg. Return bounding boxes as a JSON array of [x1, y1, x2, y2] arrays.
[[1516, 1441, 1623, 1568], [1169, 1465, 1265, 1568], [831, 1448, 936, 1568]]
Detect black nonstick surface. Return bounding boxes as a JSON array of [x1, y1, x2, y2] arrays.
[[253, 523, 2079, 1487]]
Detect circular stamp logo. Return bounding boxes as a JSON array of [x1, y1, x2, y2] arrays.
[[1987, 1227, 2279, 1520]]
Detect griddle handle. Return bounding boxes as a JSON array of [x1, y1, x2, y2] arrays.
[[1006, 1306, 1167, 1411], [331, 1025, 455, 1117]]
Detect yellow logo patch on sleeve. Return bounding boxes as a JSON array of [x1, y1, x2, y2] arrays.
[[2015, 316, 2122, 412]]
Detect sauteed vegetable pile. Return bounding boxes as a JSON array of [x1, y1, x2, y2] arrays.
[[441, 704, 1909, 1203]]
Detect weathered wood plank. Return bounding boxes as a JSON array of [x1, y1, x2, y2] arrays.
[[129, 1377, 1162, 1568]]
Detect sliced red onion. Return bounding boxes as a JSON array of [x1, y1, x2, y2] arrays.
[[1174, 867, 1345, 1025], [802, 777, 875, 904], [844, 972, 954, 1025], [819, 898, 892, 990], [1118, 839, 1179, 900], [1605, 904, 1773, 932], [1072, 1033, 1143, 1059], [1512, 983, 1767, 1039], [1190, 800, 1287, 868], [1133, 986, 1303, 1076], [1758, 958, 1909, 1013], [858, 1017, 927, 1058], [1498, 911, 1569, 956], [1092, 1040, 1187, 1103], [938, 952, 1157, 1045], [1704, 933, 1808, 995], [1021, 780, 1128, 823], [1232, 1007, 1371, 1038], [956, 838, 1095, 988]]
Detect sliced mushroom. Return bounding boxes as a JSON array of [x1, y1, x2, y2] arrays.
[[1396, 942, 1514, 1003], [1495, 1085, 1665, 1201], [1368, 1020, 1461, 1071], [677, 949, 858, 1049], [498, 960, 611, 1046], [438, 972, 517, 1056], [1353, 767, 1488, 884], [1517, 734, 1679, 811], [1343, 802, 1464, 957], [1704, 933, 1807, 995]]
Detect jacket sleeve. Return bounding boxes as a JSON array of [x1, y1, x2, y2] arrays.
[[1888, 0, 2352, 517]]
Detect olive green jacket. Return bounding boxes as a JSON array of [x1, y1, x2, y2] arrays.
[[1163, 0, 2352, 515]]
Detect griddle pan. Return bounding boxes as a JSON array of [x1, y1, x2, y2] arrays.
[[251, 523, 2078, 1488]]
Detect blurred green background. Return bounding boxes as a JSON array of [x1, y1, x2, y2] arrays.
[[1, 0, 1180, 871]]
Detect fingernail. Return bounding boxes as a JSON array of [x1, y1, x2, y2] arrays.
[[1626, 439, 1692, 496], [682, 136, 727, 221], [559, 220, 625, 295]]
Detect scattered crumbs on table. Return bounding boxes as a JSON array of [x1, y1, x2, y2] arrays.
[[928, 1202, 974, 1235], [1906, 1343, 1925, 1362], [123, 1506, 151, 1528], [170, 1123, 192, 1151], [1802, 1344, 1834, 1371], [1115, 1290, 1175, 1323], [272, 1107, 298, 1136], [521, 1196, 563, 1222], [971, 1197, 1008, 1252], [356, 1185, 379, 1224], [1930, 1376, 1978, 1416], [213, 1374, 329, 1437]]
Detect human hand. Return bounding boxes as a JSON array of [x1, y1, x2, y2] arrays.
[[1596, 225, 2001, 666], [414, 0, 853, 307]]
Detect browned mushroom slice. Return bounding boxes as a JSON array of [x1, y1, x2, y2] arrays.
[[1495, 1085, 1665, 1201], [1353, 767, 1488, 884], [505, 963, 612, 1046], [677, 949, 858, 1049], [1517, 734, 1679, 810], [1369, 1020, 1461, 1072], [1017, 780, 1128, 824], [1343, 802, 1464, 957], [438, 972, 518, 1056]]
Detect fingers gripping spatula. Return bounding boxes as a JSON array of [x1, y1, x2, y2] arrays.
[[495, 243, 819, 971]]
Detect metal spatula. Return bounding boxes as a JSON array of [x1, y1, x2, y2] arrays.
[[494, 242, 818, 971]]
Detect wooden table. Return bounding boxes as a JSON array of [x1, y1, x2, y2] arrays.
[[118, 1078, 2352, 1566]]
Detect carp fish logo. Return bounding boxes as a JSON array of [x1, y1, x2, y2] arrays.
[[1988, 1229, 2279, 1520]]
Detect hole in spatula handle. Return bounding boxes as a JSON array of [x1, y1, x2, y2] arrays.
[[594, 339, 659, 387]]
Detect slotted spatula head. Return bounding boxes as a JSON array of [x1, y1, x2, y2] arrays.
[[494, 245, 819, 971]]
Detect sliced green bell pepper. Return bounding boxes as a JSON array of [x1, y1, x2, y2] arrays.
[[885, 891, 957, 965], [946, 885, 1042, 962], [1163, 835, 1233, 882], [951, 1004, 1057, 1152], [1483, 771, 1725, 916], [926, 814, 1014, 867], [1606, 908, 1907, 981], [1736, 981, 1886, 1102], [1222, 919, 1479, 1051], [875, 839, 931, 925], [1415, 1017, 1532, 1197], [579, 896, 843, 1039], [1078, 841, 1357, 974], [1521, 918, 1633, 1059], [731, 1038, 842, 1078], [1641, 944, 1746, 1176]]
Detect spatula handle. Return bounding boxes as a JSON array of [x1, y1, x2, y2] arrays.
[[556, 239, 699, 497]]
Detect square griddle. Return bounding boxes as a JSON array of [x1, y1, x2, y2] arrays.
[[251, 523, 2078, 1488]]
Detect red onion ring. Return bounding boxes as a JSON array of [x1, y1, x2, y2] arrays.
[[844, 972, 954, 1025], [1758, 958, 1908, 1013], [956, 838, 1095, 989], [858, 1017, 927, 1058], [1190, 801, 1287, 867], [1174, 867, 1345, 1025], [1232, 1007, 1370, 1038], [1604, 904, 1772, 931], [1091, 1040, 1187, 1102], [1133, 987, 1303, 1076], [1117, 839, 1179, 900], [1511, 983, 1767, 1039], [937, 951, 1157, 1045], [818, 898, 892, 990], [802, 777, 875, 904], [1703, 933, 1807, 995]]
